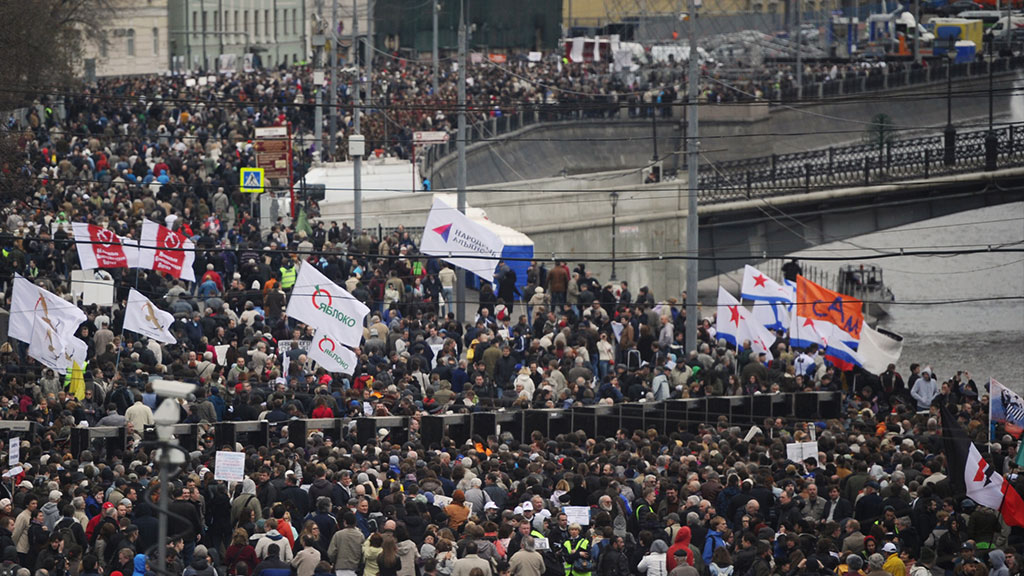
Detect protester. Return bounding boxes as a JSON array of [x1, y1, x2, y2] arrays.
[[0, 47, 1018, 576]]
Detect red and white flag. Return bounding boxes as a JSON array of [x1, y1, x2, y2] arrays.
[[71, 223, 139, 270], [942, 405, 1024, 527], [138, 219, 196, 282]]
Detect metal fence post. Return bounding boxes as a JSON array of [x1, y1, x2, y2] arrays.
[[924, 149, 930, 179], [805, 163, 811, 193], [864, 157, 870, 186], [828, 147, 834, 175]]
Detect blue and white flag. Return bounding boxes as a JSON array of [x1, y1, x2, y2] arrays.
[[741, 265, 793, 331], [717, 287, 776, 361], [991, 379, 1024, 438]]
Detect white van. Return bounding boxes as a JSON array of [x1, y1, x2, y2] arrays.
[[959, 10, 1003, 28], [987, 15, 1024, 40]]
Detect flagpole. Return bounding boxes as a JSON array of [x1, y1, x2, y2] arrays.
[[114, 268, 141, 373], [990, 377, 994, 442]]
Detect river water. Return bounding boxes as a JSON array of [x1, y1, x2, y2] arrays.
[[787, 201, 1024, 392]]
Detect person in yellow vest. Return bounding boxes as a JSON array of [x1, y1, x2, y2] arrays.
[[563, 523, 591, 576], [280, 260, 297, 291]]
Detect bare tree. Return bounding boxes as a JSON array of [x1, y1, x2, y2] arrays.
[[0, 0, 110, 110]]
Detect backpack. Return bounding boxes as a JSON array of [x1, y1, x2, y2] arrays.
[[541, 550, 564, 576], [612, 514, 628, 538], [54, 517, 78, 551]]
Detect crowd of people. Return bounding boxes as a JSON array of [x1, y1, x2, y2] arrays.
[[0, 54, 1019, 576]]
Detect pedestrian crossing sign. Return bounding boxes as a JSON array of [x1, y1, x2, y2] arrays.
[[240, 167, 265, 193]]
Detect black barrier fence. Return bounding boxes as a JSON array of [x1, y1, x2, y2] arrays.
[[13, 392, 843, 461]]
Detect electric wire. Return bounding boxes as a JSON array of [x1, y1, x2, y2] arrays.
[[8, 273, 1023, 310]]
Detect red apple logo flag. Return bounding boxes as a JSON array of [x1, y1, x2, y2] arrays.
[[308, 330, 359, 375], [285, 262, 369, 349], [311, 285, 333, 308], [942, 405, 1024, 527]]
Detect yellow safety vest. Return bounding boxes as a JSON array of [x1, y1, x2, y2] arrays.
[[280, 266, 297, 289]]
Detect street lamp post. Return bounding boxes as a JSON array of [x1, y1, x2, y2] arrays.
[[943, 38, 957, 166], [984, 42, 998, 171], [610, 190, 619, 281]]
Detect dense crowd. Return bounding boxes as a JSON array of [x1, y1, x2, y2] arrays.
[[0, 56, 1020, 576]]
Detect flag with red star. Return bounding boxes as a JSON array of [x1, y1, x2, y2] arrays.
[[740, 265, 794, 331], [716, 287, 776, 361]]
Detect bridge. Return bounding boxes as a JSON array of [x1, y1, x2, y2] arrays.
[[319, 61, 1024, 300], [421, 57, 1024, 187]]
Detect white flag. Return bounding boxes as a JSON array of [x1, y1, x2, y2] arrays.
[[61, 334, 88, 368], [9, 274, 87, 343], [123, 288, 177, 344], [286, 262, 369, 348], [716, 287, 776, 362], [307, 329, 359, 375], [28, 319, 70, 371], [741, 265, 793, 331], [71, 223, 139, 270], [856, 323, 903, 375], [138, 219, 196, 282], [420, 198, 505, 282]]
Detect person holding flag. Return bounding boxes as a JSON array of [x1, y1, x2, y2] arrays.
[[941, 405, 1024, 547]]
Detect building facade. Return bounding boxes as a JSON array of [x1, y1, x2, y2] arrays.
[[168, 0, 309, 72], [80, 0, 170, 77]]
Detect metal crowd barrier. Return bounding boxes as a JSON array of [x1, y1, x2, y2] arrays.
[[0, 392, 843, 459]]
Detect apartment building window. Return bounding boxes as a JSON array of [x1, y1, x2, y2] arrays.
[[293, 9, 298, 35], [254, 11, 259, 38], [202, 10, 207, 31], [193, 11, 198, 35], [265, 10, 270, 37], [127, 29, 135, 56], [153, 27, 159, 55]]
